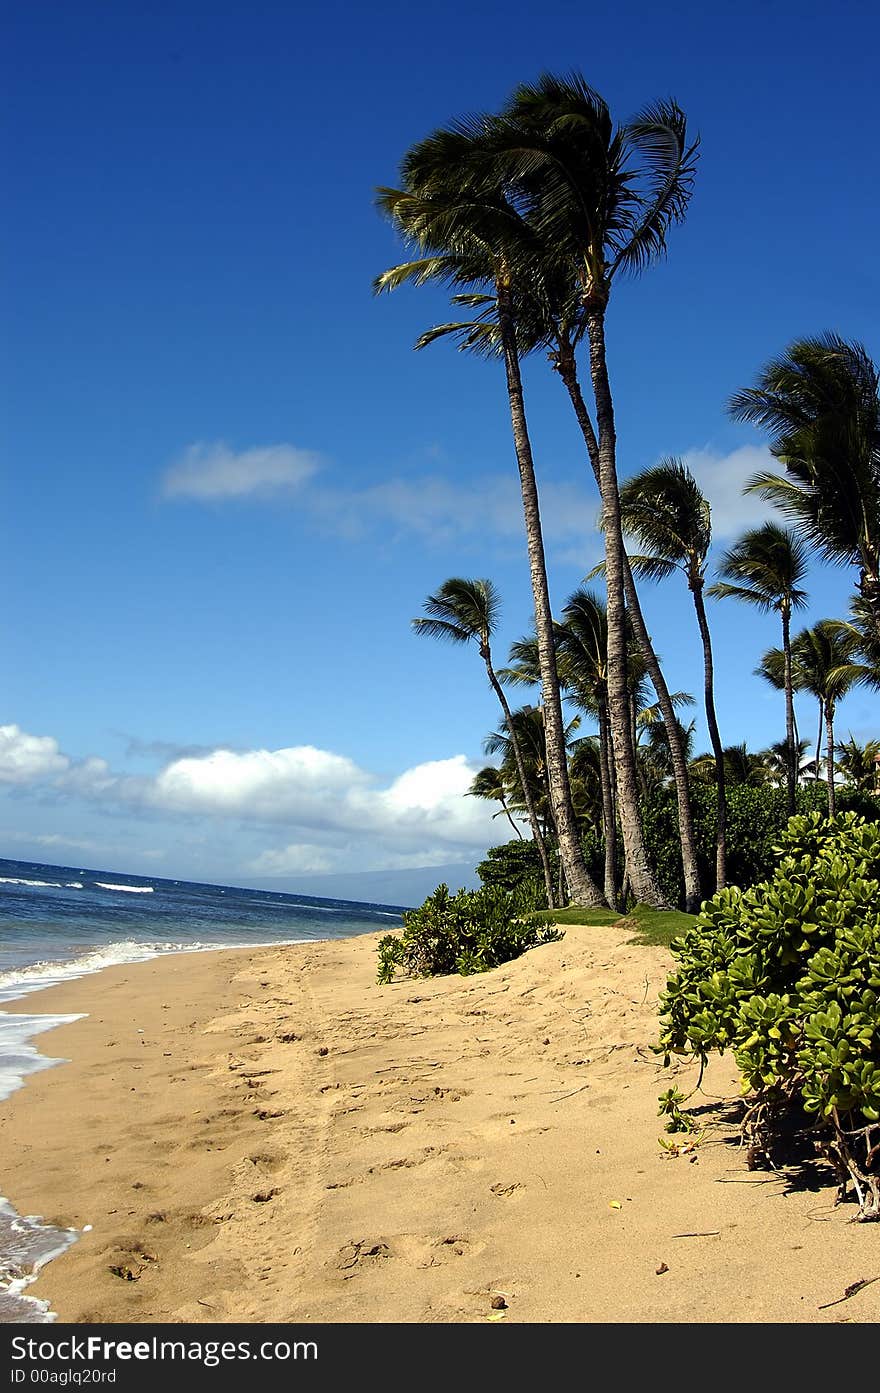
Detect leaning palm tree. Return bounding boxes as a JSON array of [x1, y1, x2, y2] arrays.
[[709, 523, 809, 813], [730, 334, 880, 644], [616, 458, 726, 891], [377, 121, 604, 908], [468, 765, 523, 840], [412, 577, 555, 905], [488, 75, 699, 911]]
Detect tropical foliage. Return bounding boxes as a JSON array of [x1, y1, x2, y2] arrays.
[[374, 68, 877, 926], [658, 814, 880, 1220], [376, 883, 562, 982]]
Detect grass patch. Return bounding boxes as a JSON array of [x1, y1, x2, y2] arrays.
[[536, 906, 622, 927], [619, 905, 697, 946], [537, 903, 697, 948]]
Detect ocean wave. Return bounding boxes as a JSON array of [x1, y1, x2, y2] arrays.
[[0, 940, 209, 997], [95, 882, 154, 894], [0, 936, 314, 1006], [65, 882, 83, 889], [0, 1198, 77, 1323], [0, 878, 62, 889]]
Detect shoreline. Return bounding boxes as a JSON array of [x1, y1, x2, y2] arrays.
[[0, 926, 877, 1323]]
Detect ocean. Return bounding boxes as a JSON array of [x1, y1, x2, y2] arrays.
[[0, 856, 406, 1322]]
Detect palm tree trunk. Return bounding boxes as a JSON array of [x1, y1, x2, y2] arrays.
[[576, 313, 672, 909], [500, 798, 523, 840], [557, 344, 698, 909], [495, 280, 604, 907], [485, 659, 555, 906], [815, 703, 823, 783], [826, 703, 836, 817], [782, 606, 797, 814], [859, 561, 880, 646], [597, 697, 618, 910], [692, 578, 726, 892]]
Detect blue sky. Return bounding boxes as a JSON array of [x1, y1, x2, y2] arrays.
[[3, 0, 877, 897]]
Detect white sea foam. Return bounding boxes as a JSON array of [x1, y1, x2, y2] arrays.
[[95, 882, 154, 894], [0, 940, 219, 1004], [65, 882, 83, 889], [0, 877, 62, 889], [0, 1012, 84, 1102], [0, 1198, 77, 1323]]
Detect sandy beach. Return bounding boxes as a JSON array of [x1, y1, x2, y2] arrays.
[[1, 922, 877, 1325]]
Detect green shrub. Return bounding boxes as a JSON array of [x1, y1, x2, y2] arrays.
[[642, 783, 880, 908], [377, 882, 563, 983], [476, 829, 607, 908], [658, 812, 880, 1220]]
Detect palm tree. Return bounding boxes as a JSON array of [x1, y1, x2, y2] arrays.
[[500, 592, 680, 910], [759, 622, 867, 814], [730, 335, 880, 644], [834, 736, 880, 793], [826, 595, 880, 690], [468, 765, 523, 840], [376, 121, 604, 908], [486, 75, 699, 911], [482, 705, 563, 838], [761, 737, 811, 786], [412, 577, 555, 905], [617, 458, 726, 891], [501, 610, 618, 906], [791, 623, 868, 816], [709, 523, 809, 813], [689, 742, 771, 788]]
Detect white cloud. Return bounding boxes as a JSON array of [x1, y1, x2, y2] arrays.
[[32, 832, 103, 852], [249, 843, 336, 876], [149, 745, 493, 851], [153, 745, 369, 818], [55, 756, 122, 797], [310, 473, 601, 550], [0, 725, 69, 785], [161, 442, 321, 500], [12, 729, 499, 867], [161, 437, 602, 561], [679, 445, 779, 539]]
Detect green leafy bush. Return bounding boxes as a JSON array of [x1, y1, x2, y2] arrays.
[[642, 783, 880, 908], [658, 812, 880, 1220], [377, 882, 562, 983], [476, 830, 606, 908]]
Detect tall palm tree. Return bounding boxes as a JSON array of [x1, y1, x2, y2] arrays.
[[412, 577, 555, 905], [730, 335, 880, 644], [758, 622, 867, 815], [616, 458, 726, 891], [486, 75, 699, 911], [468, 765, 523, 840], [376, 123, 604, 908], [709, 523, 809, 813]]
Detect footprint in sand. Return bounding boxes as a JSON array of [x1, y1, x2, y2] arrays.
[[335, 1240, 391, 1273]]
